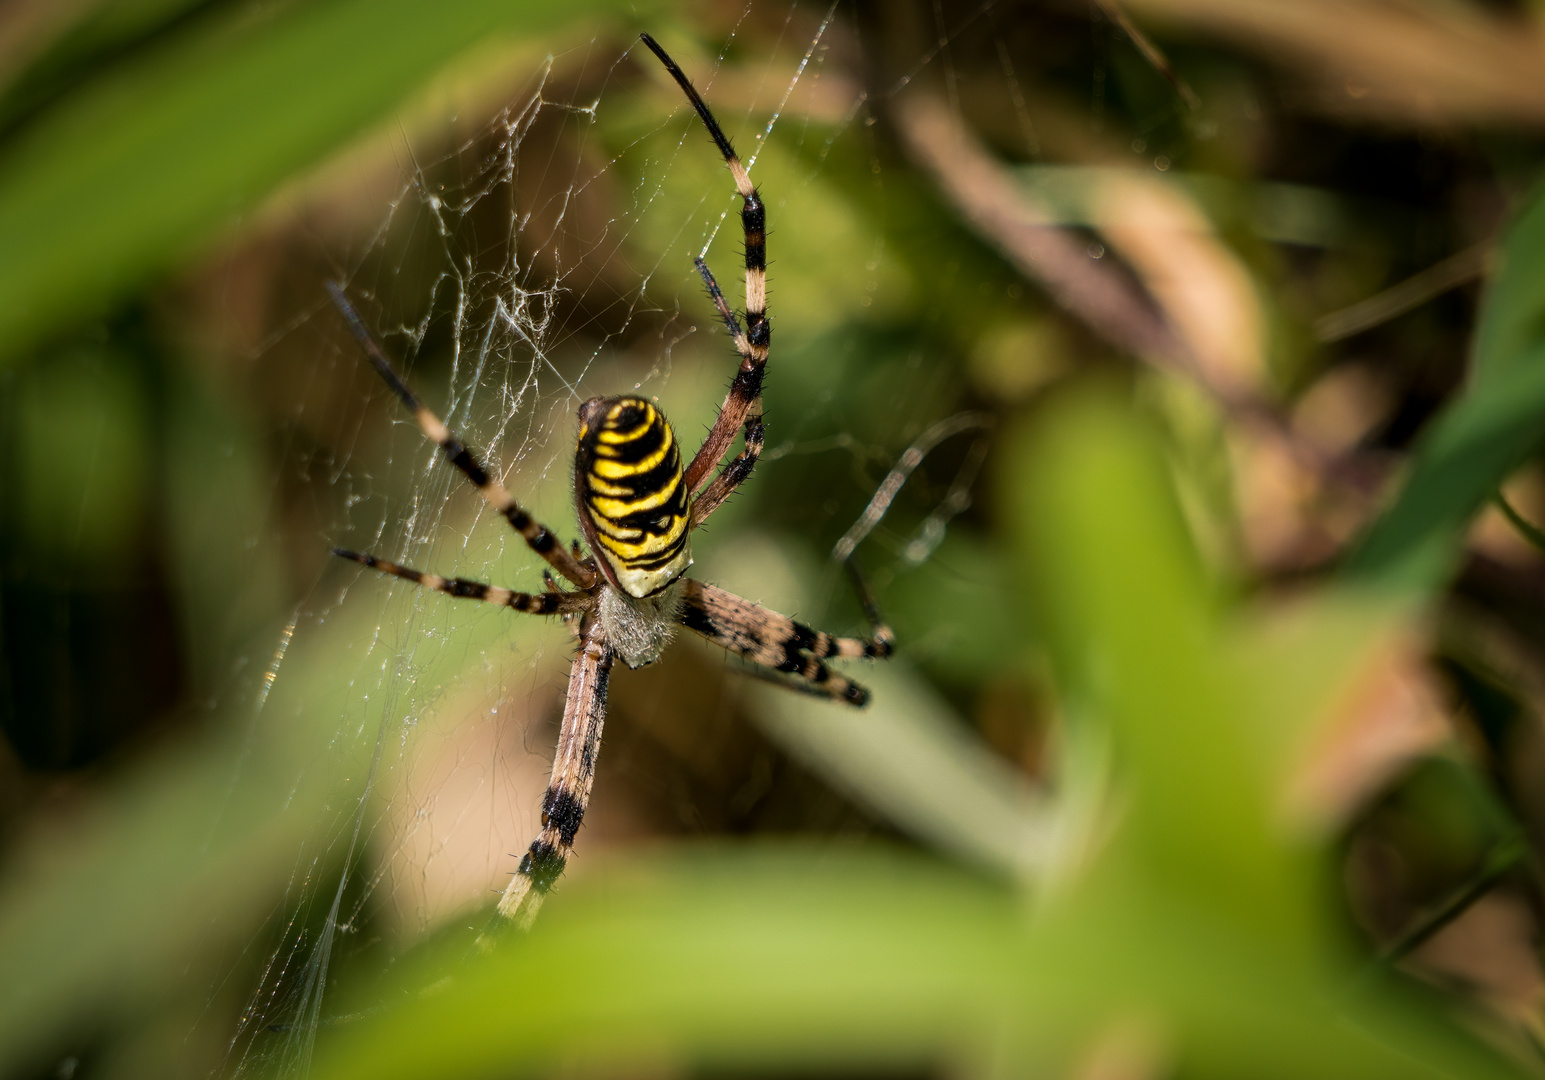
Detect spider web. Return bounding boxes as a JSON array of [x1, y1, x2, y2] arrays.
[[206, 6, 960, 1075]]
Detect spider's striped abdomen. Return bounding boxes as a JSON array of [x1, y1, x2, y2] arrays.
[[574, 396, 691, 598]]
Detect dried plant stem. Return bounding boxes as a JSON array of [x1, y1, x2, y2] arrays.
[[1316, 242, 1491, 343], [1494, 492, 1545, 556], [1093, 0, 1201, 111], [1375, 841, 1522, 969], [892, 90, 1371, 498]]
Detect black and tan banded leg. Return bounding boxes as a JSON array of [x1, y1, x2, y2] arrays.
[[497, 618, 613, 927], [677, 579, 891, 706], [842, 558, 896, 657], [638, 35, 769, 519], [332, 549, 585, 616], [328, 283, 596, 589]]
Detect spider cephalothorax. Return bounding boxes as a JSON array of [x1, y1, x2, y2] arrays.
[[330, 33, 891, 928]]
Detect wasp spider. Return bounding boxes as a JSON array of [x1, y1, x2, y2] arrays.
[[330, 33, 893, 927]]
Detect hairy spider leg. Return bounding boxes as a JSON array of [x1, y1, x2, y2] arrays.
[[638, 34, 769, 522], [677, 579, 890, 706], [843, 557, 897, 656], [332, 548, 586, 615], [498, 619, 614, 927], [328, 283, 596, 589]]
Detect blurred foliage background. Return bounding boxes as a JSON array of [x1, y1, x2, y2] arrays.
[[7, 0, 1545, 1078]]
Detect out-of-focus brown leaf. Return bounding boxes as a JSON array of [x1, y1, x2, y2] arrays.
[[892, 90, 1183, 366], [1231, 426, 1337, 569], [1083, 170, 1266, 401], [896, 89, 1278, 416], [1069, 1016, 1172, 1080], [896, 87, 1391, 572], [1293, 364, 1395, 460], [0, 0, 96, 91], [1412, 891, 1545, 1030], [1282, 631, 1450, 834], [1231, 365, 1396, 569], [1315, 243, 1493, 343], [1123, 0, 1545, 127], [1468, 470, 1545, 570]]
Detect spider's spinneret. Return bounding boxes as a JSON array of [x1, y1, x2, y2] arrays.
[[574, 395, 692, 598]]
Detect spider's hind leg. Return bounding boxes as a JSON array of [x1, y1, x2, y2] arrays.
[[833, 558, 895, 659], [677, 579, 891, 709], [771, 652, 873, 707], [497, 621, 614, 927]]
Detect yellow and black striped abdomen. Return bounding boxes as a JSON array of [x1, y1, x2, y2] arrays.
[[574, 396, 691, 598]]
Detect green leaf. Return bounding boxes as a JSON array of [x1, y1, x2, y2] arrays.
[[0, 0, 641, 366], [1007, 386, 1308, 925], [301, 845, 1527, 1080], [1346, 185, 1545, 590], [0, 0, 211, 131], [310, 850, 1028, 1080], [692, 534, 1055, 881], [0, 500, 564, 1074]]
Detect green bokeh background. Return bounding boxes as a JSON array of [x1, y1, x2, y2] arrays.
[[4, 2, 1545, 1078]]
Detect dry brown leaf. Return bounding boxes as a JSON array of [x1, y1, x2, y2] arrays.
[[1231, 425, 1332, 569], [1412, 890, 1545, 1028], [1084, 171, 1267, 400], [1068, 1016, 1171, 1080], [894, 88, 1378, 573], [893, 91, 1183, 366], [1282, 631, 1450, 833], [1468, 468, 1545, 569], [1123, 0, 1545, 127], [0, 0, 100, 93]]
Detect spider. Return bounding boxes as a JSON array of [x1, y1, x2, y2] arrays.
[[329, 33, 893, 926]]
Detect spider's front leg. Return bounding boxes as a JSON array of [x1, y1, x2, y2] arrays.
[[332, 548, 585, 615], [685, 259, 768, 530], [329, 283, 596, 589], [497, 617, 614, 927], [640, 34, 770, 528]]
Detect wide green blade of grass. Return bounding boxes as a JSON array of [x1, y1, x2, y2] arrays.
[[1346, 186, 1545, 590], [0, 0, 641, 366]]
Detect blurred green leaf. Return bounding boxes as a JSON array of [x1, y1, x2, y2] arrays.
[[1009, 385, 1311, 931], [0, 536, 561, 1074], [0, 727, 325, 1074], [695, 534, 1054, 879], [0, 0, 212, 131], [303, 840, 1528, 1080], [747, 660, 1054, 879], [9, 343, 152, 571], [0, 0, 641, 365], [1347, 186, 1545, 590], [1474, 189, 1545, 383], [1006, 385, 1521, 1080], [311, 849, 1026, 1079]]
